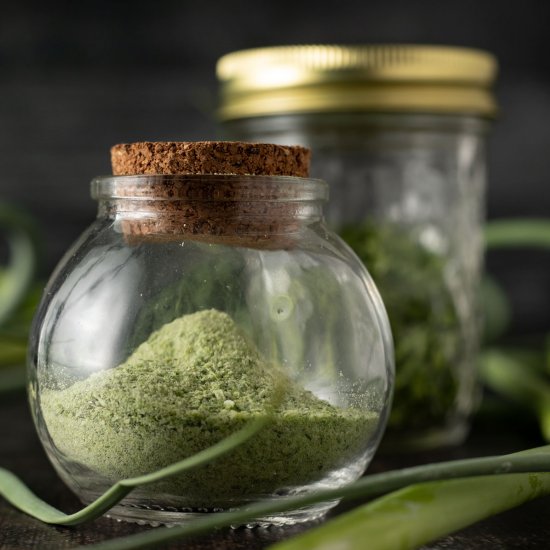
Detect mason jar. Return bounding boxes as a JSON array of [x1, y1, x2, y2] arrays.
[[217, 45, 497, 450], [28, 168, 394, 525]]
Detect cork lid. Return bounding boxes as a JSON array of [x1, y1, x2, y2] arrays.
[[111, 141, 310, 177], [105, 141, 319, 249]]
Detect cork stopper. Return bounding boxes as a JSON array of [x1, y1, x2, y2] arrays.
[[110, 141, 310, 177], [105, 141, 318, 248]]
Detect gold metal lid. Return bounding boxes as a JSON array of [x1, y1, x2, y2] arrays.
[[217, 44, 498, 120]]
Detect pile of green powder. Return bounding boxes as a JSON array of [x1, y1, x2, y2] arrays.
[[42, 309, 378, 506]]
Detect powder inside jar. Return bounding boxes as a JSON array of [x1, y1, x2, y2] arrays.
[[41, 309, 378, 507]]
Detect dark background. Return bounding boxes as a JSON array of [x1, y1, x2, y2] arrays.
[[0, 0, 549, 335]]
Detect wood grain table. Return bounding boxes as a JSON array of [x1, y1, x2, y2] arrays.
[[2, 389, 550, 549]]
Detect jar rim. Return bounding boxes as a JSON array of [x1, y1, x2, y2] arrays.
[[91, 174, 328, 203]]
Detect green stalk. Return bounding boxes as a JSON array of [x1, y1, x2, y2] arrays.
[[0, 203, 40, 326], [481, 218, 550, 341], [73, 445, 550, 550], [479, 349, 550, 441], [269, 472, 550, 550], [485, 218, 550, 249], [479, 275, 512, 343], [0, 415, 269, 525]]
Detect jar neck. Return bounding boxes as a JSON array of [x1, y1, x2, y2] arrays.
[[92, 174, 328, 248], [223, 112, 491, 147]]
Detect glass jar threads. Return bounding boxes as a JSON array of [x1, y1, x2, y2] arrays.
[[217, 46, 497, 450], [28, 141, 393, 525]]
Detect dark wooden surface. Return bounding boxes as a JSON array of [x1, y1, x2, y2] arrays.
[[2, 390, 550, 550]]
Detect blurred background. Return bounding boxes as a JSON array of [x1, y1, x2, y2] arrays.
[[0, 0, 549, 335]]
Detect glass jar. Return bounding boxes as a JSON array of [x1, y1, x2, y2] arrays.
[[217, 45, 497, 450], [28, 173, 393, 525]]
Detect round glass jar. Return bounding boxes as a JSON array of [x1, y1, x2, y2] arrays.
[[217, 45, 497, 450], [28, 173, 394, 526]]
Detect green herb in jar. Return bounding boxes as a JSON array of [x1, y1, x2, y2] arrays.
[[341, 222, 460, 434], [41, 309, 377, 507]]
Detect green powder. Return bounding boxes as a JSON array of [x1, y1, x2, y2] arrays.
[[41, 309, 378, 507]]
